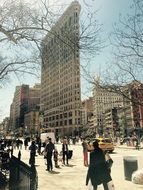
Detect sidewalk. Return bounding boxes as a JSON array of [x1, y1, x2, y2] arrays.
[[116, 144, 143, 150], [13, 145, 88, 190], [13, 144, 143, 190]]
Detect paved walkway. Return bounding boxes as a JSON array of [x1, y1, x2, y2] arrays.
[[116, 143, 143, 150], [13, 143, 143, 190], [13, 143, 88, 190]]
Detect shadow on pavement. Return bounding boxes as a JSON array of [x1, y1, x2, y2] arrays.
[[65, 164, 76, 167], [50, 171, 60, 174]]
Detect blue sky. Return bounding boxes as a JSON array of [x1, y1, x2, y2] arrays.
[[0, 0, 132, 121]]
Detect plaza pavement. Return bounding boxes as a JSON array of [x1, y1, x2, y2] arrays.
[[13, 143, 143, 190]]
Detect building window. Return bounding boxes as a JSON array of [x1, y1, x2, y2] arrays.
[[69, 119, 72, 125], [64, 120, 67, 125], [69, 17, 72, 26], [64, 113, 67, 118], [69, 112, 72, 117], [78, 118, 80, 124]]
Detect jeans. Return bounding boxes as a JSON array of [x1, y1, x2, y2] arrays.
[[93, 182, 109, 190], [46, 152, 53, 171]]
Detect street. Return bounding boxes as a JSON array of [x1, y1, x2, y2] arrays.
[[13, 143, 143, 190]]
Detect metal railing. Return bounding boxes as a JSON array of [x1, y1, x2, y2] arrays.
[[9, 155, 38, 190]]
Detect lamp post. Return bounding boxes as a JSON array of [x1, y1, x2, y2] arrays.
[[37, 103, 45, 137], [39, 111, 44, 137]]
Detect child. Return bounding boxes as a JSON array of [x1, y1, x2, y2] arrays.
[[53, 148, 59, 168], [58, 151, 63, 166]]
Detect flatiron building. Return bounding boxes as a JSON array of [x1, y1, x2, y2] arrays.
[[41, 1, 81, 136]]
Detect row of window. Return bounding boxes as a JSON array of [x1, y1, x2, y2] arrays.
[[42, 66, 79, 77], [41, 83, 80, 97], [44, 97, 80, 107], [45, 118, 81, 127], [45, 112, 73, 121]]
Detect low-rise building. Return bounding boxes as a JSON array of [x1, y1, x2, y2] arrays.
[[24, 110, 39, 137], [10, 84, 41, 135]]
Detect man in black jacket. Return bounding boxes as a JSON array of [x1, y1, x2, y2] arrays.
[[86, 141, 112, 190], [44, 138, 55, 171], [62, 139, 69, 165]]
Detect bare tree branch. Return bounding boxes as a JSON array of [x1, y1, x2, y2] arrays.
[[0, 0, 103, 84]]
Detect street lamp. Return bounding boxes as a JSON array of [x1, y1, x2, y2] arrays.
[[37, 103, 45, 137]]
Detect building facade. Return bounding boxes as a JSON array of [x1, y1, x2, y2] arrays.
[[93, 80, 143, 138], [10, 84, 40, 134], [41, 1, 81, 136], [104, 107, 118, 138], [121, 81, 143, 136], [81, 97, 94, 126], [10, 85, 28, 131], [24, 110, 39, 137], [28, 84, 41, 111], [92, 80, 123, 135], [1, 117, 10, 137]]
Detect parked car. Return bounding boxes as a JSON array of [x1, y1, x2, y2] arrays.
[[87, 138, 115, 153]]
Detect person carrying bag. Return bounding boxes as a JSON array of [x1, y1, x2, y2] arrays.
[[105, 151, 115, 190], [86, 141, 112, 190], [105, 151, 113, 173]]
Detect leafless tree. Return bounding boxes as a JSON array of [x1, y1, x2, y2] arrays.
[[106, 0, 143, 86], [86, 0, 143, 104]]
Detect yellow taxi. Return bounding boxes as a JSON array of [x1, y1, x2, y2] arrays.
[[87, 138, 115, 153]]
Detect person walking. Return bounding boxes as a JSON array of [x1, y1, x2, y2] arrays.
[[62, 139, 69, 165], [53, 148, 59, 168], [134, 137, 140, 150], [86, 141, 112, 190], [37, 138, 42, 155], [24, 138, 29, 150], [81, 139, 88, 167], [29, 141, 38, 166], [16, 139, 21, 150], [44, 138, 55, 172]]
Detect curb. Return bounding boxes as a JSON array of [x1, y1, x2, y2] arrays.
[[116, 146, 143, 150]]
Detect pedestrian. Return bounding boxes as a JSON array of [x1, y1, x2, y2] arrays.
[[58, 151, 63, 166], [105, 151, 113, 174], [72, 136, 76, 145], [24, 138, 28, 150], [44, 138, 55, 172], [81, 138, 88, 166], [86, 141, 112, 190], [19, 139, 23, 150], [135, 138, 140, 150], [56, 135, 59, 144], [37, 138, 42, 155], [62, 139, 69, 165], [53, 147, 59, 168], [29, 141, 38, 166], [16, 139, 20, 150]]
